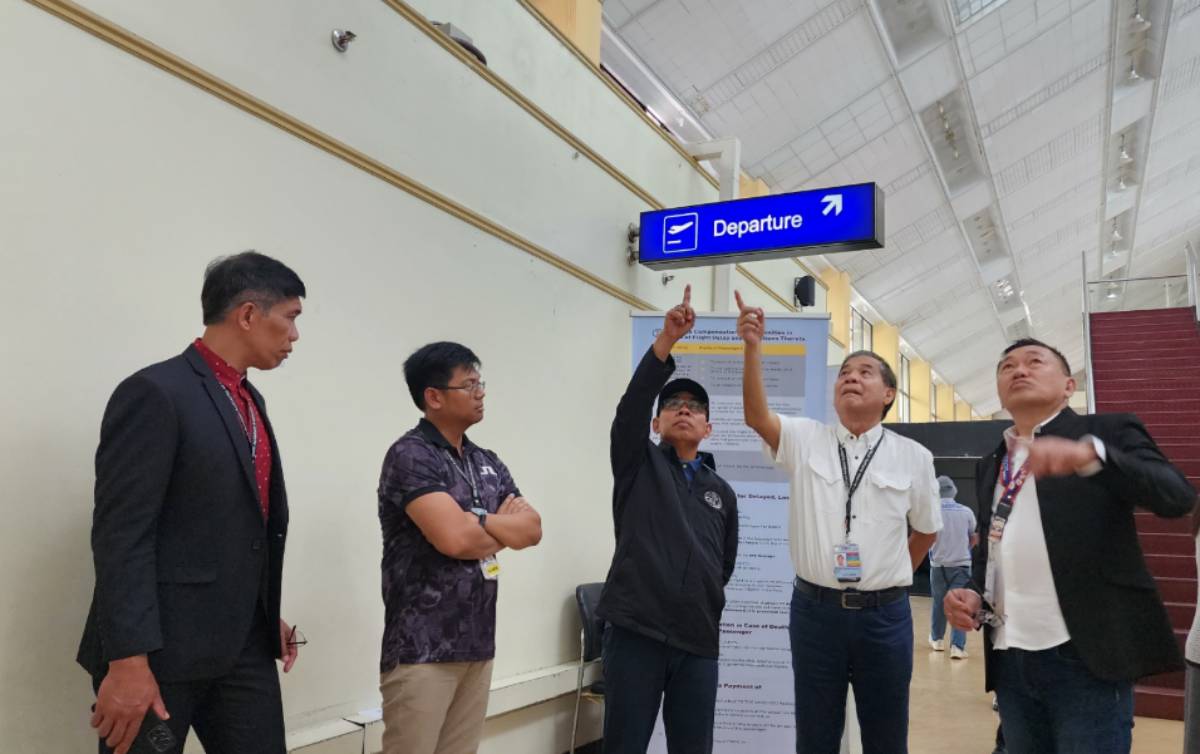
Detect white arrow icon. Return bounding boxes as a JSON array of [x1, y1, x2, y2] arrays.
[[821, 194, 843, 216]]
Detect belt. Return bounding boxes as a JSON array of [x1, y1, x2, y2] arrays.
[[793, 577, 908, 610]]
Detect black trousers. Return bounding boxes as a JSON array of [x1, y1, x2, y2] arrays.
[[93, 611, 285, 754], [601, 623, 719, 754]]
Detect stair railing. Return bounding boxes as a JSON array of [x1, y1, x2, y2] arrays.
[[1186, 241, 1199, 324], [1082, 251, 1095, 413], [1084, 244, 1198, 414]]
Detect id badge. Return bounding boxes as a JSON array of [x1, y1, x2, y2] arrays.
[[480, 555, 500, 581], [833, 543, 862, 583], [988, 515, 1009, 543], [988, 501, 1013, 543]]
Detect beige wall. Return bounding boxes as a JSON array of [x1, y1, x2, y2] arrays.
[[821, 269, 852, 348], [526, 0, 603, 64], [909, 359, 933, 423], [873, 323, 901, 423], [0, 0, 719, 751]]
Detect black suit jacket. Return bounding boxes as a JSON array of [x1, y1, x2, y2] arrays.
[[77, 346, 289, 683], [973, 408, 1194, 689]]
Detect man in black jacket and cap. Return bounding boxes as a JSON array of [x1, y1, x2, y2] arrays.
[[599, 284, 739, 754]]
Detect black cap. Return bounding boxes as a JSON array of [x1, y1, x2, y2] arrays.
[[657, 378, 710, 416]]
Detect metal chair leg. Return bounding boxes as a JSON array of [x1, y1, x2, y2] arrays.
[[570, 628, 585, 754]]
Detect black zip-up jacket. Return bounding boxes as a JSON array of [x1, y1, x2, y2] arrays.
[[597, 346, 739, 659]]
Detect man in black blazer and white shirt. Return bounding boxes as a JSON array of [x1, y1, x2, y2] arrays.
[[946, 338, 1195, 754], [78, 252, 306, 754]]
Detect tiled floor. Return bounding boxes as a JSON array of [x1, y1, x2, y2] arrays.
[[909, 596, 1182, 754]]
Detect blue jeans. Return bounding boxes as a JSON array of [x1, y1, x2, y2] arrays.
[[929, 565, 971, 650], [789, 585, 913, 754], [602, 623, 718, 754], [994, 642, 1134, 754]]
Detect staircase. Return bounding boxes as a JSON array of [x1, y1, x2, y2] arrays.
[[1090, 306, 1199, 720]]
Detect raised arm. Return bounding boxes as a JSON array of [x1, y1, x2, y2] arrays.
[[1097, 415, 1196, 518], [736, 290, 781, 454], [1023, 415, 1196, 518], [611, 285, 697, 477]]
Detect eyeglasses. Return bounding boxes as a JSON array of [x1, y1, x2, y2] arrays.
[[662, 397, 706, 413], [975, 608, 1004, 629], [287, 626, 308, 647], [437, 380, 486, 396]]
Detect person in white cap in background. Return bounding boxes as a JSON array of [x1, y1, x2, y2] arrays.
[[927, 475, 977, 659]]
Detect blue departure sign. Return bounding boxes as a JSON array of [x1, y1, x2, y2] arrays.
[[638, 182, 884, 269]]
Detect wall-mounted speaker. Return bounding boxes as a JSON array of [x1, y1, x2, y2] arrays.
[[794, 275, 816, 308]]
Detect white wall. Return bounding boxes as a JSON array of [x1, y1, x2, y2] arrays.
[[0, 1, 721, 752]]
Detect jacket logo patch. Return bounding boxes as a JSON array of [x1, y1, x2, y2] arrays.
[[480, 465, 496, 476], [703, 490, 723, 510]]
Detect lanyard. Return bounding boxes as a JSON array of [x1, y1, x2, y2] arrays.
[[837, 432, 883, 540], [218, 383, 257, 462], [983, 451, 1033, 608], [995, 453, 1032, 523], [443, 449, 481, 507]]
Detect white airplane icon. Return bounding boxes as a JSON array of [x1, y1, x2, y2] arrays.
[[666, 220, 695, 235]]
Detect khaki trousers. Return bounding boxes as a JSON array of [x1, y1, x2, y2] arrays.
[[380, 660, 493, 754]]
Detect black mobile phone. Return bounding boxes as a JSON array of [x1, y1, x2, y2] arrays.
[[127, 710, 178, 754]]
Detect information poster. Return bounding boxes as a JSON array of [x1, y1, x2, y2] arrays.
[[632, 312, 829, 752]]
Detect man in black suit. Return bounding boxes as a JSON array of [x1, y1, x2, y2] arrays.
[[78, 251, 306, 754], [946, 338, 1195, 754]]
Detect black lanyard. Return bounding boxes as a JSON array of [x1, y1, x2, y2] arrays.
[[837, 433, 883, 539], [443, 449, 481, 507], [218, 383, 257, 462]]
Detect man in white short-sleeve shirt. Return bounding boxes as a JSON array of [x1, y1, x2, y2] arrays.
[[735, 292, 941, 754]]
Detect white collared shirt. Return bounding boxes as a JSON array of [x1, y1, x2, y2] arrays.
[[767, 416, 942, 591], [990, 409, 1103, 650]]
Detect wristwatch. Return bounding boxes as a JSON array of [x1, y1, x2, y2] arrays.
[[470, 507, 488, 528]]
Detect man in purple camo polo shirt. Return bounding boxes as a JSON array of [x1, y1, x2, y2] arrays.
[[376, 342, 542, 754]]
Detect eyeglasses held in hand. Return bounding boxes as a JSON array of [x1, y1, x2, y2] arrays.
[[975, 608, 1004, 629], [287, 626, 308, 647]]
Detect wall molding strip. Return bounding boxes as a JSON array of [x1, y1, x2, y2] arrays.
[[382, 0, 716, 211], [509, 0, 720, 193], [736, 265, 798, 312], [24, 0, 652, 311]]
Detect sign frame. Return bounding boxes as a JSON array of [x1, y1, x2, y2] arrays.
[[637, 182, 885, 270]]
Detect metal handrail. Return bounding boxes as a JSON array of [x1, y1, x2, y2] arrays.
[[1082, 251, 1094, 413], [1085, 273, 1186, 284], [1085, 246, 1199, 414], [1187, 242, 1199, 323]]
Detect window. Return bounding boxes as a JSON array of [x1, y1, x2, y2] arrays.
[[898, 354, 911, 423], [850, 307, 873, 353], [931, 383, 939, 422], [952, 0, 1011, 25]]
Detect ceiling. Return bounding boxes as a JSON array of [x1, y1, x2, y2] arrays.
[[602, 0, 1200, 414]]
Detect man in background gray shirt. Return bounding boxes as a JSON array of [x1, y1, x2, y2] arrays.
[[928, 476, 978, 659]]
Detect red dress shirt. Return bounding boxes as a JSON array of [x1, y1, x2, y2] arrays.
[[193, 339, 271, 519]]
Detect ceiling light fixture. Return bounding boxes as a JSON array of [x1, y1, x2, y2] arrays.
[[1105, 284, 1120, 300], [1127, 55, 1142, 83], [1111, 221, 1123, 244], [1117, 174, 1131, 191], [1118, 134, 1134, 164], [1130, 0, 1152, 33]]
